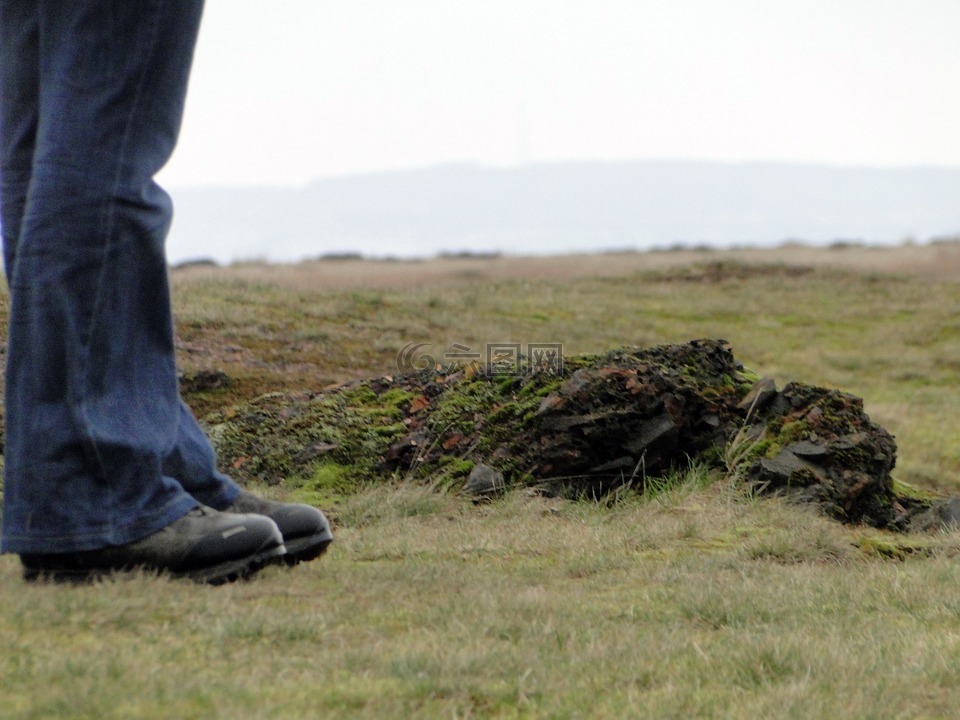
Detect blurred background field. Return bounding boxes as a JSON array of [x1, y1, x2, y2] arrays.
[[172, 241, 960, 493]]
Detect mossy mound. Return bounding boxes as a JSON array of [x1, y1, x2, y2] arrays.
[[731, 381, 898, 527], [199, 338, 940, 531]]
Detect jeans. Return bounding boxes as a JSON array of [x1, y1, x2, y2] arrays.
[[0, 0, 240, 554]]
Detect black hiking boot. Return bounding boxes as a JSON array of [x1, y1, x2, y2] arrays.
[[222, 491, 332, 564], [20, 506, 286, 585]]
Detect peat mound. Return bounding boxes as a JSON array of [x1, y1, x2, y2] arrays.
[[200, 338, 945, 531]]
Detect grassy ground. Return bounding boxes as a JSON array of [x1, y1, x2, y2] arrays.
[[4, 243, 960, 718]]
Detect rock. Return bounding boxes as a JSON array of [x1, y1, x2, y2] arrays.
[[783, 440, 829, 459], [528, 341, 748, 488], [382, 431, 429, 470], [739, 383, 897, 526], [756, 450, 822, 485], [589, 456, 637, 475], [906, 498, 960, 532], [737, 377, 778, 415], [623, 413, 678, 456], [464, 463, 505, 498]]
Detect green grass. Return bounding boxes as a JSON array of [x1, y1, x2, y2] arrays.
[[5, 252, 960, 717], [3, 484, 960, 718]]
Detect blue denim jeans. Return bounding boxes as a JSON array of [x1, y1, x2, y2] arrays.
[[0, 0, 240, 553]]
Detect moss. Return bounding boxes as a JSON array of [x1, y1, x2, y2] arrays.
[[340, 385, 379, 406], [438, 457, 475, 476], [426, 382, 490, 437], [725, 431, 780, 472], [789, 465, 822, 487], [756, 439, 780, 460], [856, 534, 925, 560], [371, 422, 408, 437], [891, 477, 938, 503], [516, 376, 564, 399], [351, 405, 403, 421], [203, 383, 410, 486], [305, 461, 357, 491], [700, 387, 722, 401], [832, 444, 876, 468], [777, 420, 809, 445], [742, 418, 810, 466], [378, 387, 416, 408], [738, 365, 762, 384], [488, 400, 526, 424], [496, 375, 522, 393]]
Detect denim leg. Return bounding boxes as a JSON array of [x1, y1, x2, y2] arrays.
[[0, 2, 37, 281], [0, 1, 214, 553], [163, 400, 241, 510]]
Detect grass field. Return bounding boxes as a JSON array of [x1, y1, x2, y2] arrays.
[[4, 242, 960, 718]]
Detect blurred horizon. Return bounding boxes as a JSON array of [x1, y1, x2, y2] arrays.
[[165, 158, 960, 266]]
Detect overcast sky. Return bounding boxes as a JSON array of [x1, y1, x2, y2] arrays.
[[158, 0, 960, 189]]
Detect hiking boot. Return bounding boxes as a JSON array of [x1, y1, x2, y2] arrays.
[[20, 506, 286, 585], [222, 491, 332, 564]]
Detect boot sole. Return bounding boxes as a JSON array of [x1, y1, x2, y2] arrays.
[[176, 542, 288, 585], [23, 542, 287, 585], [282, 532, 333, 565]]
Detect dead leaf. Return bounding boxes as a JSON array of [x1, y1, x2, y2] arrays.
[[409, 395, 430, 413], [442, 433, 463, 450]]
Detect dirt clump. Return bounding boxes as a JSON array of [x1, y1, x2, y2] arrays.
[[197, 338, 943, 531]]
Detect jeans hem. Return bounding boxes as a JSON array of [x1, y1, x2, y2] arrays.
[[0, 493, 199, 555], [196, 482, 242, 512]]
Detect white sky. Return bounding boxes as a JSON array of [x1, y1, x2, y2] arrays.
[[159, 0, 960, 189]]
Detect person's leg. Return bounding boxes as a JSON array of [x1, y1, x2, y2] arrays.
[[163, 400, 241, 507], [0, 2, 38, 282], [1, 0, 328, 569], [0, 0, 217, 554]]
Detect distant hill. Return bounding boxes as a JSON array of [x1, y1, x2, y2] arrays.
[[167, 160, 960, 265]]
